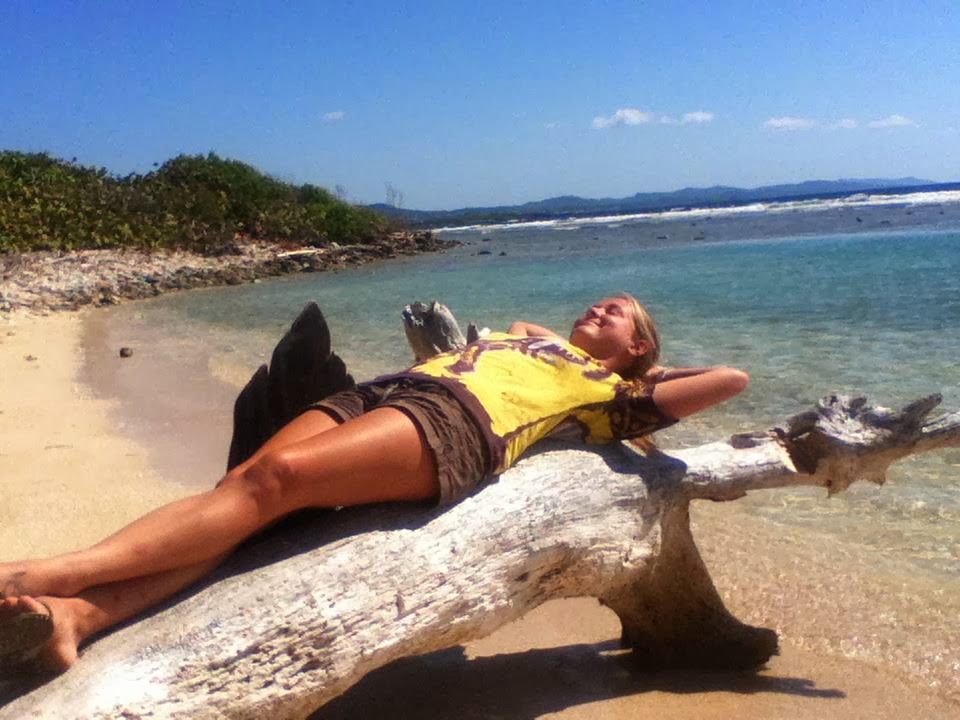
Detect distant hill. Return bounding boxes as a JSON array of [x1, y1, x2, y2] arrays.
[[371, 177, 939, 228]]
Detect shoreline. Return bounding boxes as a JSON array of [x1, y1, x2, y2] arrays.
[[1, 304, 957, 717], [0, 231, 456, 315], [79, 307, 239, 488]]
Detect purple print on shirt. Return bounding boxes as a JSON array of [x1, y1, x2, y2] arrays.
[[445, 336, 613, 380]]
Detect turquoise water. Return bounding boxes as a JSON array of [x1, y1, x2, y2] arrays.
[[120, 222, 960, 580]]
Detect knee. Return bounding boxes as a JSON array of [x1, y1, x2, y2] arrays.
[[219, 451, 297, 517]]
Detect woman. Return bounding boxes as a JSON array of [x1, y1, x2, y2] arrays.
[[0, 294, 748, 674]]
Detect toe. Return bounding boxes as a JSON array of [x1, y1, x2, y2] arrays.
[[15, 595, 51, 617]]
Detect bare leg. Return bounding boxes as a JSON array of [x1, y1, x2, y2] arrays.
[[2, 408, 437, 598], [0, 554, 227, 672], [0, 408, 369, 674], [0, 409, 341, 599], [230, 407, 342, 476]]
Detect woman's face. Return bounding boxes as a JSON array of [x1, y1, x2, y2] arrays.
[[569, 297, 647, 370]]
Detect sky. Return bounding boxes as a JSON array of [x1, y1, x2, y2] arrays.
[[2, 1, 958, 210]]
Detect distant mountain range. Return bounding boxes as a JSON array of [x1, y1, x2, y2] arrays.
[[369, 177, 941, 228]]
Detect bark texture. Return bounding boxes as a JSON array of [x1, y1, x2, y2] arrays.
[[3, 394, 957, 719], [401, 300, 477, 361]]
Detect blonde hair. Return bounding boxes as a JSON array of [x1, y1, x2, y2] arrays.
[[616, 292, 662, 453], [615, 292, 660, 379]]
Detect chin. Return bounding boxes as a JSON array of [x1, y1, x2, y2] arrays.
[[569, 327, 592, 346], [570, 335, 602, 357]]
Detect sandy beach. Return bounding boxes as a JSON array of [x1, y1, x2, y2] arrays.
[[0, 312, 196, 560], [1, 307, 958, 718]]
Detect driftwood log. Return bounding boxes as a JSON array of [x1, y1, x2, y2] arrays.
[[401, 300, 480, 360], [2, 303, 958, 720]]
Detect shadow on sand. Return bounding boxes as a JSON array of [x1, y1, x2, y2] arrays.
[[312, 639, 845, 719]]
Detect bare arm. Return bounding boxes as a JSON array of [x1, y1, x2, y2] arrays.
[[508, 321, 563, 339], [643, 365, 749, 420]]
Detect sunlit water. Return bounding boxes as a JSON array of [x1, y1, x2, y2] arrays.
[[102, 208, 960, 697]]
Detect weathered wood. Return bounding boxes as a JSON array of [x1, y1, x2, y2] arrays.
[[3, 393, 957, 719], [401, 301, 470, 361], [276, 249, 327, 259], [3, 303, 958, 719]]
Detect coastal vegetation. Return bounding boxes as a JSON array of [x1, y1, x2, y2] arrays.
[[0, 151, 396, 253]]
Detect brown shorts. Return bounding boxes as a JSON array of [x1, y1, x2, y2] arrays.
[[309, 380, 490, 506]]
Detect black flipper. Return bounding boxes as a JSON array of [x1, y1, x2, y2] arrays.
[[226, 302, 356, 471], [226, 364, 271, 471]]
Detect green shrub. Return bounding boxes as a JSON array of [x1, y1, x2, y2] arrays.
[[0, 151, 396, 252]]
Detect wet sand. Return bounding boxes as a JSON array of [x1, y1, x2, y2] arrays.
[[1, 307, 957, 718], [79, 307, 237, 488]]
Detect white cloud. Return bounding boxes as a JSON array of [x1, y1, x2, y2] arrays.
[[592, 107, 714, 129], [591, 108, 656, 129], [681, 111, 714, 124], [762, 114, 918, 131], [764, 116, 817, 131], [545, 121, 560, 129], [867, 114, 916, 128], [322, 110, 346, 121]]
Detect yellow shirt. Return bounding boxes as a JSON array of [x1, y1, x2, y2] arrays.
[[372, 333, 675, 474]]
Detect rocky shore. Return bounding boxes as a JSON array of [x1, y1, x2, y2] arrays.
[[0, 231, 455, 314]]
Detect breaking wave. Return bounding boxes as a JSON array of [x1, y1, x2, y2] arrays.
[[436, 189, 960, 234]]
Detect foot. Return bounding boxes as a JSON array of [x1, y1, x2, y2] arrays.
[[0, 595, 81, 674]]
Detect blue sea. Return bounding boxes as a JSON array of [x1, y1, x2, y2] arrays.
[[98, 189, 960, 697]]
